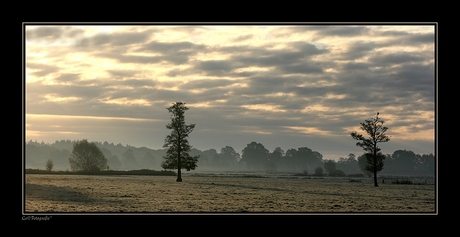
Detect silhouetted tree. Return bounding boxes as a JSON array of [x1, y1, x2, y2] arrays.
[[69, 139, 107, 172], [336, 153, 360, 174], [418, 153, 435, 175], [362, 152, 385, 178], [290, 147, 323, 173], [314, 167, 323, 176], [240, 141, 269, 170], [219, 146, 240, 168], [350, 112, 390, 187], [161, 102, 199, 182], [323, 159, 336, 174], [268, 147, 284, 171]]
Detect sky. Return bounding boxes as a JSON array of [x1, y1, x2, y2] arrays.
[[24, 23, 436, 160]]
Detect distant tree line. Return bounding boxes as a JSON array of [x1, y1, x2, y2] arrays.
[[25, 139, 435, 177]]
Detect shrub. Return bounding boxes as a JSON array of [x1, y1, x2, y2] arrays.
[[45, 159, 53, 171], [392, 179, 413, 184], [293, 170, 309, 176], [314, 167, 323, 176], [329, 169, 346, 177], [348, 173, 365, 177]]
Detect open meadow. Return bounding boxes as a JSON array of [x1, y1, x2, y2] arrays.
[[24, 173, 436, 213]]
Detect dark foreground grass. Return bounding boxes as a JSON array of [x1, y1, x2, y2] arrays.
[[25, 168, 176, 176]]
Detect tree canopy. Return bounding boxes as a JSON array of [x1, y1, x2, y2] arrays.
[[69, 139, 107, 172], [241, 141, 269, 170]]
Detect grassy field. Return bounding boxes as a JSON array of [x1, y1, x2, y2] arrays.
[[24, 173, 436, 213]]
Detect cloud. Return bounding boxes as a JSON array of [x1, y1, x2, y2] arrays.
[[26, 62, 59, 78], [140, 41, 204, 53], [24, 24, 436, 158], [107, 70, 139, 79], [196, 60, 235, 75], [368, 51, 427, 65], [232, 34, 254, 42], [26, 26, 84, 42], [76, 31, 151, 47], [54, 73, 80, 84]]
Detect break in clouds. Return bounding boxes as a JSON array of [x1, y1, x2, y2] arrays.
[[25, 24, 436, 159]]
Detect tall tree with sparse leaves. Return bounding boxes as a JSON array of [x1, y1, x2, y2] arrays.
[[162, 102, 199, 182], [350, 112, 390, 187]]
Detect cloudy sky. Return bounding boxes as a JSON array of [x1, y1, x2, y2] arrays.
[[24, 23, 436, 160]]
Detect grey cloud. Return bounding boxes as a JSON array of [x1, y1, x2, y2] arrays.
[[380, 30, 435, 45], [140, 41, 205, 53], [171, 42, 329, 78], [98, 50, 193, 65], [107, 70, 138, 78], [26, 62, 59, 78], [232, 34, 254, 42], [309, 26, 370, 38], [384, 64, 435, 98], [137, 41, 206, 65], [278, 62, 324, 74], [238, 51, 303, 67], [162, 52, 194, 65], [120, 79, 157, 88], [235, 44, 327, 70], [289, 42, 329, 55], [340, 41, 378, 60], [368, 52, 426, 65], [26, 26, 84, 42], [76, 31, 151, 47], [196, 60, 234, 75], [341, 62, 371, 71], [96, 53, 162, 64], [406, 33, 434, 44], [50, 84, 105, 99], [54, 73, 80, 83], [290, 85, 329, 98], [180, 79, 237, 90]]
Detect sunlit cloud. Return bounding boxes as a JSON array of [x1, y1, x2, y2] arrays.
[[238, 126, 273, 135], [283, 126, 335, 136], [99, 97, 152, 107], [44, 94, 81, 103], [241, 104, 287, 113], [27, 113, 156, 122]]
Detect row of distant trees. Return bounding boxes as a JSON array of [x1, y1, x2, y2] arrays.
[[25, 139, 434, 177]]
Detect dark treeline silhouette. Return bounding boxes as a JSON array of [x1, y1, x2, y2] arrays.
[[25, 139, 435, 177]]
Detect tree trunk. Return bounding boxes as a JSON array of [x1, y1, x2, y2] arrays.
[[177, 153, 182, 182], [176, 133, 182, 182], [176, 168, 182, 182], [373, 149, 378, 187]]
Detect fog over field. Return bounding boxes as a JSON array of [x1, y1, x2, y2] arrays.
[[24, 23, 436, 161]]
